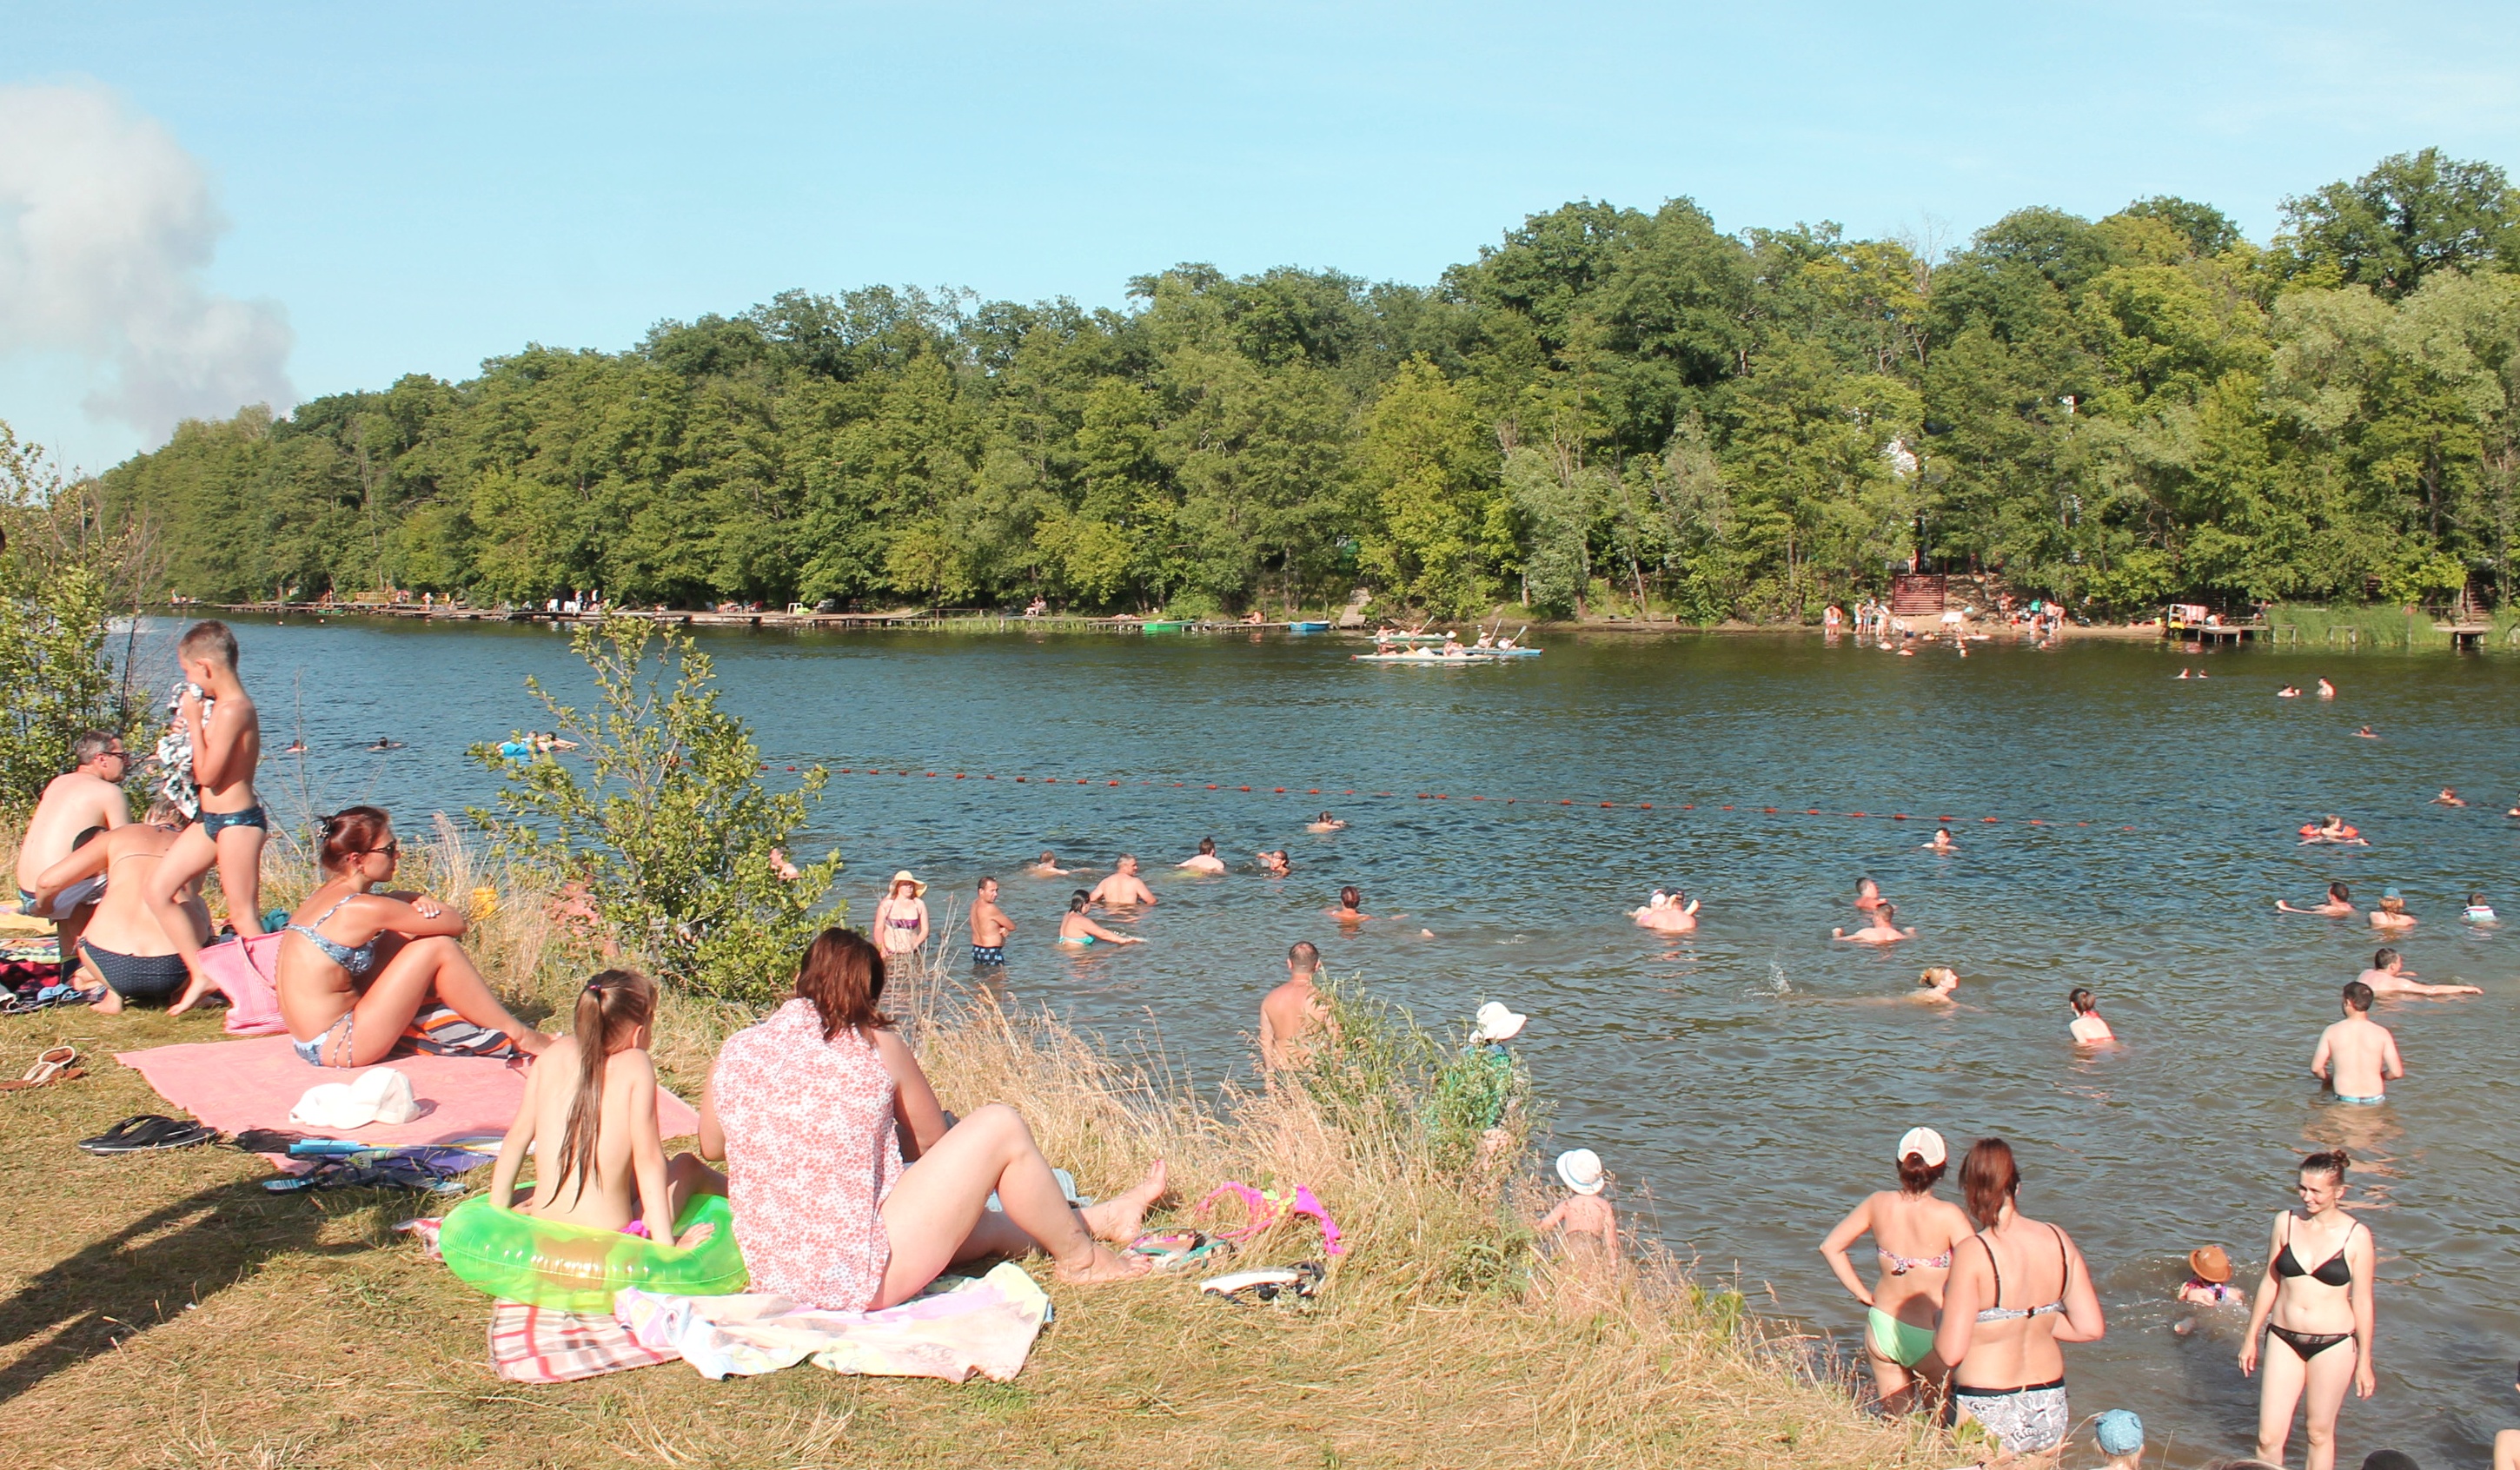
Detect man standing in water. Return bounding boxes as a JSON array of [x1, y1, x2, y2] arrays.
[[149, 621, 268, 1011], [2311, 981, 2404, 1103], [970, 877, 1014, 968], [1177, 838, 1226, 874], [1090, 855, 1157, 908], [1259, 941, 1333, 1071]]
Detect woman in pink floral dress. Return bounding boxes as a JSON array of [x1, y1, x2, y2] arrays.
[[700, 928, 1164, 1309]]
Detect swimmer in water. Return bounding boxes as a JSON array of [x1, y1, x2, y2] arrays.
[[1834, 904, 1916, 944], [2463, 891, 2497, 924], [1027, 851, 1083, 877], [2354, 725, 2377, 738], [1055, 890, 1144, 948], [282, 738, 307, 754], [1854, 877, 1887, 912], [2278, 685, 2302, 699], [1634, 889, 1699, 934], [368, 737, 402, 751], [2068, 988, 2114, 1043], [2177, 668, 2192, 679], [1256, 849, 1291, 877], [2311, 981, 2401, 1103], [1088, 856, 1157, 908], [2302, 816, 2368, 846], [1177, 838, 1227, 874], [2357, 947, 2480, 998], [2317, 677, 2335, 699], [2278, 882, 2356, 917], [1306, 811, 1347, 832], [1923, 826, 1958, 853], [1912, 966, 1960, 1003], [2368, 888, 2416, 931], [1327, 885, 1403, 924], [2432, 787, 2467, 807]]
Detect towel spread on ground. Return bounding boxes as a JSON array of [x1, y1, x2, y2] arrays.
[[613, 1263, 1052, 1381], [490, 1301, 682, 1383], [116, 1034, 700, 1145]]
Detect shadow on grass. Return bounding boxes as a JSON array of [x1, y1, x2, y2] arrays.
[[0, 1177, 361, 1407]]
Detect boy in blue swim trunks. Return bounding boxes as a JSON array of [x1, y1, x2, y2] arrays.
[[2311, 981, 2402, 1104], [145, 621, 269, 1012], [970, 877, 1013, 968]]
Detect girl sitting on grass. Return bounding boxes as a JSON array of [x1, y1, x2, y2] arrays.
[[487, 969, 720, 1242]]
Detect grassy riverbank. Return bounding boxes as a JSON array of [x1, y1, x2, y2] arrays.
[[0, 831, 1948, 1469]]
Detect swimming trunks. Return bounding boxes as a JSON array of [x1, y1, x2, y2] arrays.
[[79, 941, 189, 1003], [1952, 1380, 2069, 1454], [287, 894, 381, 977], [2331, 1094, 2385, 1106], [972, 944, 1005, 966], [1866, 1307, 1936, 1367], [199, 804, 268, 837], [2267, 1325, 2353, 1360], [292, 1011, 357, 1068]]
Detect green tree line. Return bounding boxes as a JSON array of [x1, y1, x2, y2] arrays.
[[99, 149, 2520, 620]]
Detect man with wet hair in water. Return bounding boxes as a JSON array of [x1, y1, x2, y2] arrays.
[[1259, 941, 1334, 1072], [2356, 947, 2480, 998], [1089, 855, 1157, 908], [1177, 838, 1226, 874], [2312, 982, 2404, 1103]]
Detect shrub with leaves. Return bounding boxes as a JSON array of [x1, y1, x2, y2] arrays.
[[0, 421, 145, 809], [468, 614, 840, 1002]]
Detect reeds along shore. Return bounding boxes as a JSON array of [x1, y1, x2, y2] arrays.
[[1, 823, 1952, 1468]]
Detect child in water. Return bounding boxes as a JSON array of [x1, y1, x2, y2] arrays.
[[2068, 987, 2115, 1043], [2464, 891, 2499, 924], [1536, 1148, 1618, 1266], [487, 969, 718, 1242]]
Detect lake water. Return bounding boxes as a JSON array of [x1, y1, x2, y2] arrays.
[[173, 614, 2520, 1465]]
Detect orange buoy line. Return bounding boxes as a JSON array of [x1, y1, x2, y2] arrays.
[[785, 763, 2134, 833]]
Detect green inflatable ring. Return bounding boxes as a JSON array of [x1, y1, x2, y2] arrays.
[[438, 1193, 747, 1311]]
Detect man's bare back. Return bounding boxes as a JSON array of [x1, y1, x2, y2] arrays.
[[1090, 858, 1157, 908], [2312, 992, 2403, 1101], [16, 743, 129, 897]]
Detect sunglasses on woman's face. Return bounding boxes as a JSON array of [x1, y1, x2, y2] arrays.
[[368, 840, 401, 858]]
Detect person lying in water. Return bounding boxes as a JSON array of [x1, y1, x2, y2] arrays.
[[2278, 881, 2356, 917], [1306, 811, 1347, 832], [1910, 967, 1960, 1004], [2433, 787, 2467, 807], [487, 968, 720, 1242], [1632, 889, 1700, 933], [2357, 947, 2480, 998], [1056, 891, 1144, 947], [2278, 685, 2302, 699], [1027, 851, 1085, 877], [2302, 816, 2367, 845], [1834, 905, 1916, 944]]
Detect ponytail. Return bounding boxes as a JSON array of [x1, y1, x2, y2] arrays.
[[552, 969, 658, 1203]]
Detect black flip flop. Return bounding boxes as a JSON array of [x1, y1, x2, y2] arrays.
[[80, 1115, 215, 1155]]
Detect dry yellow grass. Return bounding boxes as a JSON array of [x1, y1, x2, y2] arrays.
[[0, 828, 1953, 1469]]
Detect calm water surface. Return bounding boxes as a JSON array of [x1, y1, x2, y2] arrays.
[[185, 616, 2520, 1465]]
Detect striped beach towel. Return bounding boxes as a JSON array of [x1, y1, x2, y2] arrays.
[[489, 1301, 681, 1382], [398, 1003, 518, 1060]]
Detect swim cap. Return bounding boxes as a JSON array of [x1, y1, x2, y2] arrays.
[[2094, 1409, 2143, 1455], [2382, 886, 2402, 900]]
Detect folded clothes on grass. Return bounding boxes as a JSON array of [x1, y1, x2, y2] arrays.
[[265, 1145, 494, 1194]]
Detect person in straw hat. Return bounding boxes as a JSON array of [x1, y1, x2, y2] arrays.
[[1536, 1148, 1619, 1265], [872, 871, 930, 957], [2180, 1243, 2248, 1308]]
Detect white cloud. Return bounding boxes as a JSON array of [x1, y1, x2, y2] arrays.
[[0, 82, 293, 443]]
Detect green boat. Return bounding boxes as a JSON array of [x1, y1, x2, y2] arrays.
[[1140, 620, 1188, 633]]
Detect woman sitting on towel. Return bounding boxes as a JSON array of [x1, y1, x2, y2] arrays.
[[276, 805, 550, 1068], [699, 927, 1164, 1310], [487, 968, 719, 1242]]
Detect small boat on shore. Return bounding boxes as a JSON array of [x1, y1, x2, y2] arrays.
[[1288, 620, 1331, 633]]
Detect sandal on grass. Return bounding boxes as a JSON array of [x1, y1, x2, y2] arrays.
[[0, 1045, 79, 1091], [79, 1115, 217, 1155]]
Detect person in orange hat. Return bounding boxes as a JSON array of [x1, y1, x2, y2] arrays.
[[2180, 1244, 2248, 1308]]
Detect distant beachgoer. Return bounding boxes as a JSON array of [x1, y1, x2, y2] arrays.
[[1634, 889, 1699, 933], [1538, 1149, 1620, 1268], [1855, 877, 1887, 912], [1258, 941, 1332, 1071], [2357, 947, 2479, 998], [872, 872, 930, 957], [2068, 988, 2115, 1043], [2368, 889, 2416, 931], [2354, 725, 2377, 738], [1911, 967, 1960, 1004], [2312, 983, 2402, 1103], [1057, 890, 1143, 948], [2301, 816, 2367, 846], [1256, 849, 1291, 877], [2318, 678, 2336, 699], [1924, 826, 1958, 853], [1933, 1137, 2106, 1457], [1177, 838, 1227, 874], [1328, 885, 1401, 924], [283, 738, 308, 753], [1834, 904, 1915, 944], [1027, 851, 1081, 877], [2463, 892, 2497, 924], [1089, 856, 1157, 908], [1306, 811, 1347, 832], [768, 847, 801, 882], [2278, 882, 2355, 917], [2279, 685, 2302, 699], [275, 806, 551, 1065], [2433, 788, 2467, 807], [2178, 668, 2192, 679], [2239, 1149, 2376, 1470], [970, 877, 1014, 968], [1819, 1126, 1974, 1414]]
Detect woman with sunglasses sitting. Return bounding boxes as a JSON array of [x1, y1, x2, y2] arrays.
[[277, 806, 551, 1068]]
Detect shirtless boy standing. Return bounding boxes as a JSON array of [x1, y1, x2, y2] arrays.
[[146, 621, 266, 1007], [14, 730, 129, 969], [2357, 947, 2481, 998], [970, 877, 1015, 968], [2311, 981, 2404, 1103], [1258, 941, 1332, 1071], [1089, 855, 1157, 908]]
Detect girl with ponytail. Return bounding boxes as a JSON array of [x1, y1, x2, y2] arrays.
[[487, 969, 720, 1241]]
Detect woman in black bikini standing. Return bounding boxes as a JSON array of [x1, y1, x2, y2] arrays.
[[1931, 1137, 2106, 1459], [2239, 1149, 2376, 1470]]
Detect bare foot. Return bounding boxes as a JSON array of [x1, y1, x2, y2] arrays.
[[1052, 1241, 1152, 1286], [673, 1222, 716, 1249], [89, 989, 123, 1015], [1079, 1158, 1167, 1243], [165, 963, 216, 1016]]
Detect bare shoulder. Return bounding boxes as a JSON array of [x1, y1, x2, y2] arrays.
[[870, 1027, 918, 1067]]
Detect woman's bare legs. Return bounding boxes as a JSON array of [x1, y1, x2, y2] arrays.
[[2293, 1342, 2358, 1470], [874, 1103, 1158, 1308], [2256, 1334, 2357, 1470], [335, 936, 551, 1064], [2254, 1331, 2308, 1467]]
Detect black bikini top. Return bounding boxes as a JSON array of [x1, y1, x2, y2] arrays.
[[2274, 1216, 2357, 1288]]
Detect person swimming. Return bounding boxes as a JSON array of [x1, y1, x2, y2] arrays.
[[2368, 888, 2416, 930], [2278, 685, 2302, 699], [2278, 881, 2356, 917], [1854, 877, 1887, 912], [1056, 891, 1143, 948], [2464, 891, 2498, 924], [1306, 811, 1347, 832], [1634, 889, 1699, 933], [2433, 788, 2468, 807], [1913, 967, 1959, 1003], [2354, 725, 2377, 738], [2301, 816, 2367, 846], [1923, 826, 1957, 853], [2068, 988, 2114, 1043], [1027, 851, 1083, 877], [1256, 849, 1291, 876], [1835, 904, 1916, 944]]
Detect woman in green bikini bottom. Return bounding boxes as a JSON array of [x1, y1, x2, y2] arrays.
[[1819, 1127, 1977, 1414], [1055, 891, 1144, 949]]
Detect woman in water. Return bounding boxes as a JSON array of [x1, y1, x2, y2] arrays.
[[872, 871, 930, 957], [1819, 1127, 1976, 1414], [1056, 890, 1143, 947], [2239, 1149, 2376, 1470], [1933, 1137, 2106, 1459], [2278, 882, 2355, 917], [2368, 889, 2417, 931], [276, 806, 550, 1067]]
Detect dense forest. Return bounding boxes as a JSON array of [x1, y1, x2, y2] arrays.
[[96, 149, 2520, 620]]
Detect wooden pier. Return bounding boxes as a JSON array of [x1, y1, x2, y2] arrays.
[[2162, 606, 2267, 644], [191, 601, 1360, 636]]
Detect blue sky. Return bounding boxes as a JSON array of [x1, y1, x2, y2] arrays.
[[3, 1, 2517, 474]]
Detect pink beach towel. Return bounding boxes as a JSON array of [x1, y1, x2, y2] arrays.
[[116, 1035, 700, 1146]]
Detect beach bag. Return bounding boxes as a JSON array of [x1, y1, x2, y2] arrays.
[[201, 931, 288, 1035]]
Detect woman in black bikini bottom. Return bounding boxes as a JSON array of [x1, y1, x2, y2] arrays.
[[2239, 1149, 2377, 1470]]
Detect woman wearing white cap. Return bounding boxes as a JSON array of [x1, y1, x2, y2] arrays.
[[1818, 1127, 1976, 1414], [873, 872, 930, 957]]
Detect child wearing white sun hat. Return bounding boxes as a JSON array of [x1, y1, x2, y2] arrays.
[[1538, 1148, 1619, 1264]]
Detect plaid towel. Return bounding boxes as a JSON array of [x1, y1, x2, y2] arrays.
[[489, 1301, 682, 1382]]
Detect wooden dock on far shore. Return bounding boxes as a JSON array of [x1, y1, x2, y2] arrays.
[[189, 601, 1360, 635]]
